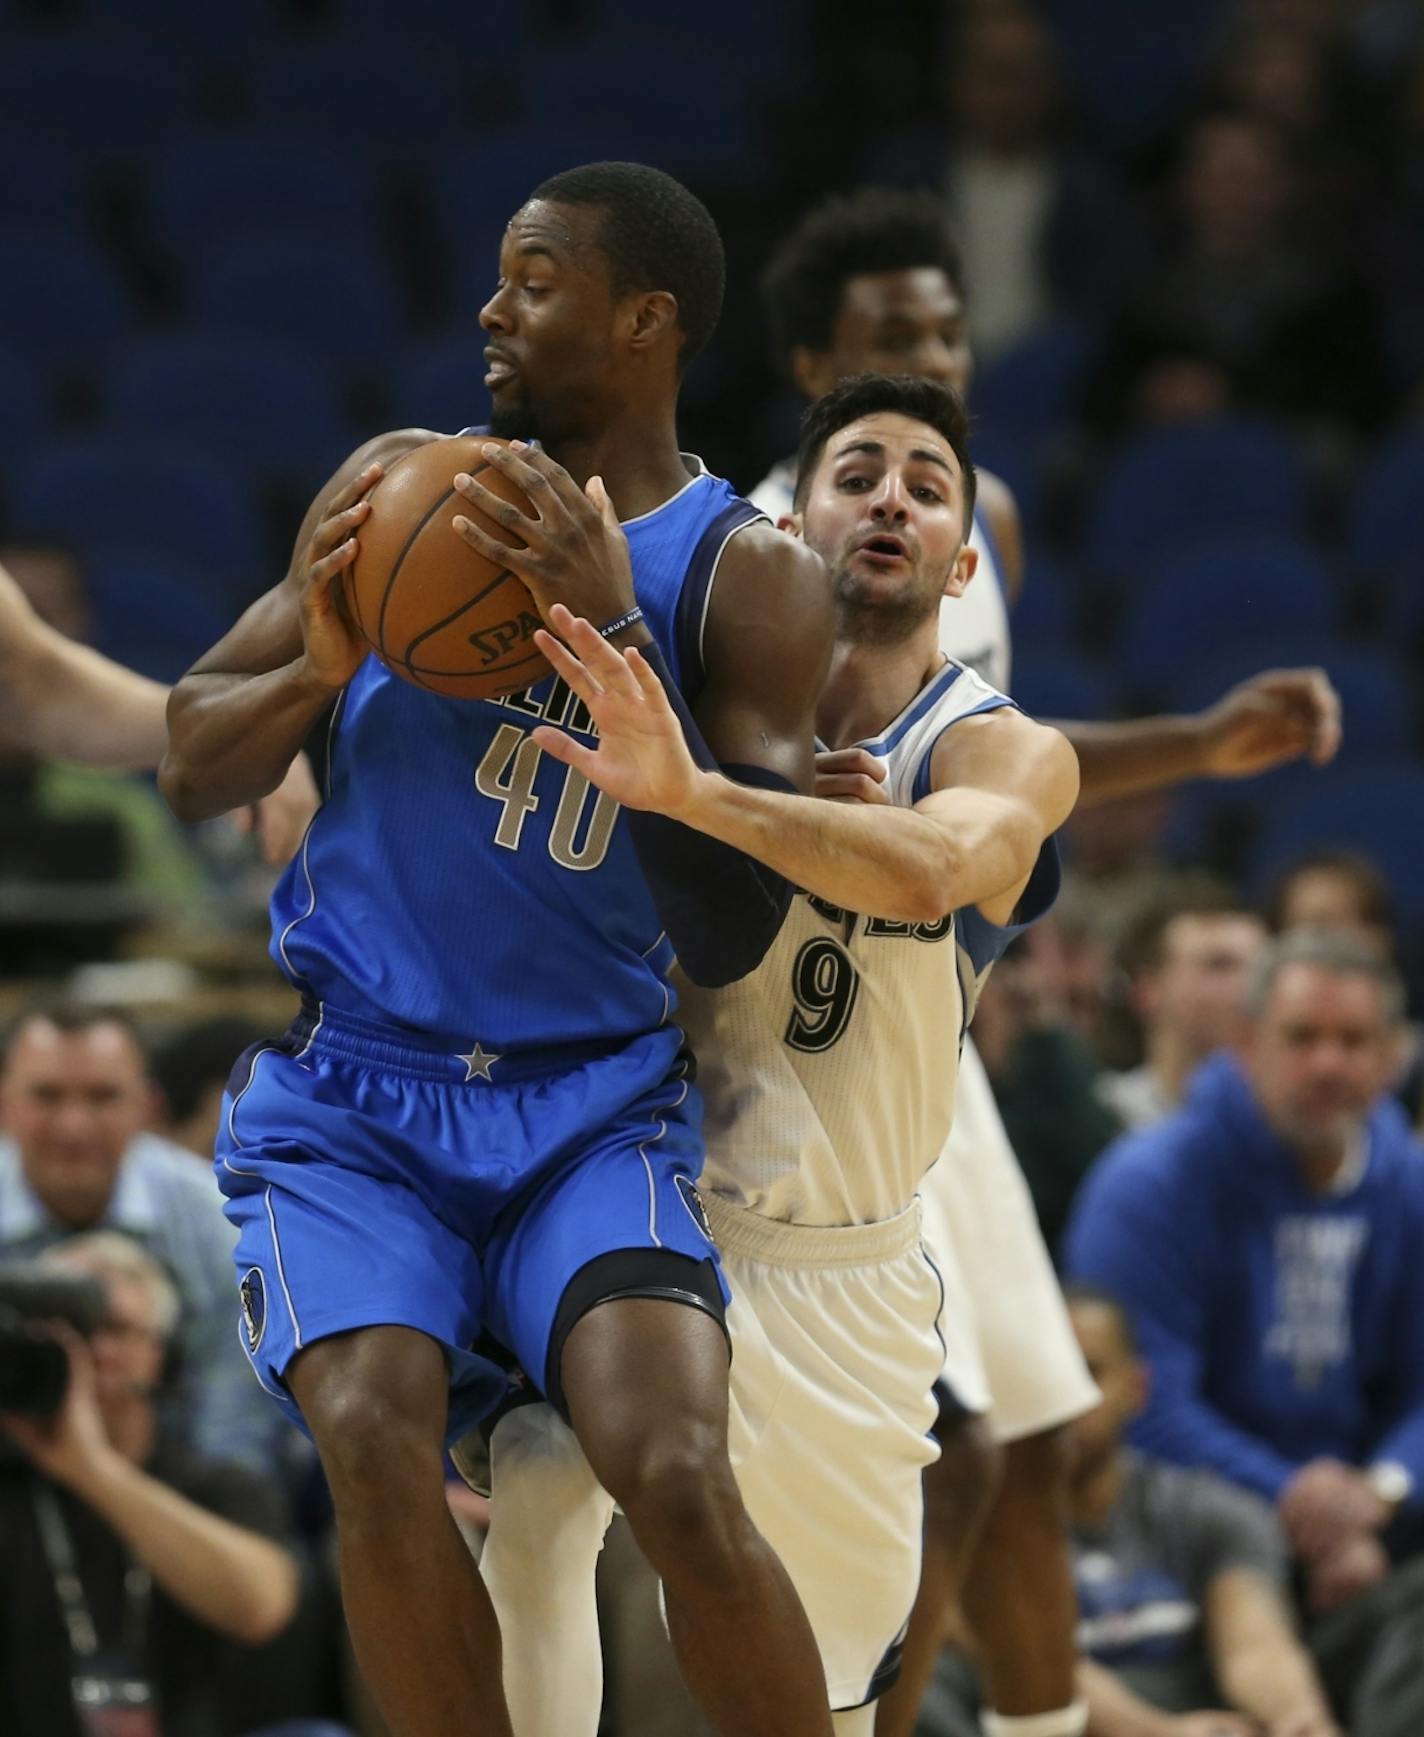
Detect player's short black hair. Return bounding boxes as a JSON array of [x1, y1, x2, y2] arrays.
[[762, 188, 965, 373], [530, 161, 725, 365], [793, 374, 977, 535]]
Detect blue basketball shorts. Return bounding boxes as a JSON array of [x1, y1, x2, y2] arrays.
[[215, 1003, 725, 1446]]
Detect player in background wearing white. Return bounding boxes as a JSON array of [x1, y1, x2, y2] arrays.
[[0, 551, 317, 861], [469, 373, 1078, 1736], [755, 190, 1342, 1737]]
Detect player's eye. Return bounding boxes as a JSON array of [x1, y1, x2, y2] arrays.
[[913, 486, 944, 503], [839, 474, 871, 491]]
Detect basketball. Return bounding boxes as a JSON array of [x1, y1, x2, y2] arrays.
[[344, 434, 551, 701]]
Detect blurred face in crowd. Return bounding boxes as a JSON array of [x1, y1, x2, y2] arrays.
[[1067, 1298, 1148, 1480], [1, 1018, 153, 1227], [1275, 866, 1393, 960], [1179, 114, 1293, 256], [1241, 963, 1397, 1161], [793, 269, 973, 404], [1136, 911, 1266, 1057], [950, 5, 1059, 156], [53, 1257, 168, 1416]]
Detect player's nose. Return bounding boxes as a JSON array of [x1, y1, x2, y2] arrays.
[[870, 475, 911, 520], [479, 286, 511, 334]]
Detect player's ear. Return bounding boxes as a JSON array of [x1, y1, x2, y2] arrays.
[[777, 512, 805, 540], [628, 290, 680, 353], [943, 543, 978, 599]]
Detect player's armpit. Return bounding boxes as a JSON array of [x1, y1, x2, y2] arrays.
[[920, 710, 1079, 926]]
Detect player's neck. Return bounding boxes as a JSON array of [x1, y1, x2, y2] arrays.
[[543, 407, 691, 523], [816, 628, 944, 750]]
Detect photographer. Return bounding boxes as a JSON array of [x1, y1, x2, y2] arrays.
[[0, 1002, 280, 1472], [0, 1232, 313, 1737]]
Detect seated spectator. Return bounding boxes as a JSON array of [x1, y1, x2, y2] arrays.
[[0, 1003, 282, 1473], [0, 1231, 325, 1737], [1100, 886, 1266, 1131], [1066, 1286, 1338, 1737], [1065, 930, 1424, 1610], [152, 1015, 265, 1160]]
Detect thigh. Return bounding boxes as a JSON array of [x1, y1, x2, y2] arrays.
[[726, 1249, 942, 1712], [218, 1043, 508, 1443], [484, 1088, 728, 1415]]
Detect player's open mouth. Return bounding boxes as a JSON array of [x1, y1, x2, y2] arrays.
[[484, 351, 519, 389], [855, 534, 910, 568]]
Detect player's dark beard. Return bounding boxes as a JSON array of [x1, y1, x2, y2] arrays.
[[832, 569, 940, 647], [488, 395, 546, 444]]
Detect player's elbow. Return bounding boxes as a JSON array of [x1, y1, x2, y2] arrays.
[[157, 748, 214, 822], [897, 841, 961, 926], [227, 1552, 301, 1646]]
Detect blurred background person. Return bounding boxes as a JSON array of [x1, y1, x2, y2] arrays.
[[0, 1231, 348, 1737], [151, 1014, 266, 1160]]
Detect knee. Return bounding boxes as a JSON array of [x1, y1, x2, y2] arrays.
[[594, 1421, 742, 1559], [294, 1344, 444, 1502]]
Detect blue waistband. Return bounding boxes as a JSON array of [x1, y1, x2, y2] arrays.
[[285, 1000, 674, 1087]]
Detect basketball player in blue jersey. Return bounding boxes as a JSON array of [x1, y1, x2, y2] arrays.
[[754, 189, 1344, 1737], [160, 163, 835, 1737]]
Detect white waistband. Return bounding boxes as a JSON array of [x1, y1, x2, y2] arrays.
[[703, 1192, 923, 1269]]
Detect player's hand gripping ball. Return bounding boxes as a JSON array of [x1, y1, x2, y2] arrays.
[[344, 435, 551, 700]]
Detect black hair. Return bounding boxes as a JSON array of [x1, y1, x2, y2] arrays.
[[1260, 849, 1397, 942], [762, 188, 965, 373], [151, 1016, 265, 1124], [1116, 876, 1254, 982], [793, 373, 977, 535], [3, 1000, 144, 1063], [529, 161, 725, 365]]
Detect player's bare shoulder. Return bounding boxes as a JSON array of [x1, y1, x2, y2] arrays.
[[705, 517, 832, 665], [931, 704, 1079, 827]]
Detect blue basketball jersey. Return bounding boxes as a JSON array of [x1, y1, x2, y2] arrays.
[[269, 462, 761, 1053]]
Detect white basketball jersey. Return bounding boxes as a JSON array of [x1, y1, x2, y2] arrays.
[[749, 460, 1012, 694], [680, 657, 1025, 1228]]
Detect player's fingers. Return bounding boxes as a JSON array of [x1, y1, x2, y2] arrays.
[[451, 513, 540, 580], [307, 537, 361, 585], [453, 471, 542, 537], [325, 462, 383, 517], [532, 627, 604, 703], [815, 773, 889, 804], [560, 610, 644, 693], [530, 724, 598, 778], [815, 748, 886, 782], [479, 442, 580, 514], [586, 474, 620, 530], [623, 646, 665, 702], [310, 500, 371, 557]]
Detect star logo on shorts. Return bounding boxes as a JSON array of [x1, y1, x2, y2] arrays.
[[457, 1042, 501, 1083]]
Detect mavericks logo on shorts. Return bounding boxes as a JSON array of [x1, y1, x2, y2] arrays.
[[676, 1175, 715, 1245], [239, 1266, 267, 1355]]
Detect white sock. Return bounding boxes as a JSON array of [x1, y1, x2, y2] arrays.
[[981, 1702, 1089, 1737]]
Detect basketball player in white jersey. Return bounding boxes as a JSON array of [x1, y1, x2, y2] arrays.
[[467, 373, 1077, 1736], [0, 550, 316, 859], [755, 189, 1343, 1737]]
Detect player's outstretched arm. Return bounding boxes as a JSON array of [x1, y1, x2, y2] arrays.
[[160, 430, 434, 821], [534, 614, 1075, 924], [1058, 667, 1340, 809], [0, 558, 170, 769]]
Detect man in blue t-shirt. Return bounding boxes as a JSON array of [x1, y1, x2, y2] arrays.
[[1066, 928, 1424, 1620]]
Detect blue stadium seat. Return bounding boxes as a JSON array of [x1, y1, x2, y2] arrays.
[[148, 137, 373, 257], [973, 320, 1102, 455], [108, 333, 353, 484], [11, 437, 266, 586], [191, 230, 403, 360], [386, 336, 490, 439], [82, 546, 236, 684], [1350, 428, 1424, 616], [249, 45, 462, 150], [1084, 419, 1307, 578], [1118, 538, 1338, 684], [1007, 556, 1075, 651], [1160, 633, 1416, 762], [0, 345, 47, 467], [0, 133, 84, 225], [1247, 763, 1424, 929], [0, 228, 131, 363], [1008, 648, 1121, 722], [0, 39, 192, 153]]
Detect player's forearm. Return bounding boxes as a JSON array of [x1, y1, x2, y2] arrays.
[[0, 633, 170, 771], [160, 660, 336, 821], [73, 1451, 300, 1644], [674, 771, 960, 924], [1078, 1658, 1176, 1737], [1057, 716, 1209, 807], [1215, 1632, 1332, 1731]]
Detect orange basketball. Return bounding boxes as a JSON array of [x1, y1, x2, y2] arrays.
[[344, 434, 551, 701]]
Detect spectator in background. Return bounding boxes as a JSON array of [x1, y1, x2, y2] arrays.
[[1086, 109, 1392, 432], [0, 1232, 329, 1737], [1065, 931, 1424, 1616], [152, 1016, 265, 1161], [1099, 886, 1266, 1132], [0, 1003, 282, 1475]]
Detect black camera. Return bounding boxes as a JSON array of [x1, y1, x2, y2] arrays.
[[0, 1264, 107, 1419]]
